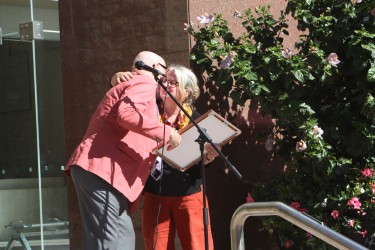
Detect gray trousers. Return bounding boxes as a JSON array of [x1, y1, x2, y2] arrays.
[[70, 166, 135, 250]]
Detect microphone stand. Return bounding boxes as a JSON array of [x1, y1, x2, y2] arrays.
[[154, 74, 242, 250]]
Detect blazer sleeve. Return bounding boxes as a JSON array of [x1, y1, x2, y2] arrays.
[[116, 76, 172, 142]]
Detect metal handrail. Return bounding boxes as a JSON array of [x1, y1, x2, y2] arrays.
[[230, 202, 368, 250]]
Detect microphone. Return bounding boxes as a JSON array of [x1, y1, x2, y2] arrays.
[[135, 61, 166, 76]]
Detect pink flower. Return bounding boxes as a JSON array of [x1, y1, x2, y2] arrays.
[[351, 0, 362, 4], [282, 48, 293, 59], [327, 53, 340, 67], [371, 183, 375, 194], [348, 219, 355, 227], [290, 202, 307, 212], [219, 51, 236, 69], [196, 13, 215, 25], [371, 8, 375, 16], [306, 232, 313, 238], [361, 167, 373, 177], [331, 210, 339, 219], [290, 202, 301, 209], [246, 193, 255, 203], [348, 197, 362, 209], [296, 140, 307, 152], [312, 125, 324, 138], [358, 230, 367, 238], [299, 207, 307, 213], [285, 240, 293, 248]]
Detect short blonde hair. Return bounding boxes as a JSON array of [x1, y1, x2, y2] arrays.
[[166, 64, 200, 106]]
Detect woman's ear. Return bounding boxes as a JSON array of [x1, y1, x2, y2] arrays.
[[183, 89, 191, 101]]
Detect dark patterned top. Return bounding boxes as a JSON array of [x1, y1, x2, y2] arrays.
[[144, 110, 202, 196]]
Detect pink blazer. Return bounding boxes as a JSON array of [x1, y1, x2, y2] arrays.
[[65, 75, 171, 207]]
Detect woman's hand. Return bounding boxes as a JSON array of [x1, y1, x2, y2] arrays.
[[166, 128, 182, 151]]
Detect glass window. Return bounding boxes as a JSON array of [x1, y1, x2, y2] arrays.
[[0, 1, 69, 249]]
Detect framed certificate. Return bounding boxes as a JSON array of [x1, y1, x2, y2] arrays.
[[153, 109, 241, 172]]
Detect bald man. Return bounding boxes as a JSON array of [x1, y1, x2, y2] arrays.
[[65, 51, 181, 250]]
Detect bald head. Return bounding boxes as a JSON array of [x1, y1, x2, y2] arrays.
[[132, 51, 166, 75]]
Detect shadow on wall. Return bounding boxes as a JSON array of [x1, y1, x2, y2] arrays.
[[192, 64, 283, 249]]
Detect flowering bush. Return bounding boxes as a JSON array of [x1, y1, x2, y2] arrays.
[[187, 0, 375, 248]]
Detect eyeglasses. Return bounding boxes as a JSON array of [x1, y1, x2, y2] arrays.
[[152, 63, 167, 69], [159, 63, 167, 69], [162, 77, 179, 88]]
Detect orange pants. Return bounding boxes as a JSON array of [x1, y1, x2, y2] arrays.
[[142, 191, 214, 250]]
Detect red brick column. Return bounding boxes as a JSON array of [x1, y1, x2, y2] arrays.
[[59, 0, 190, 248]]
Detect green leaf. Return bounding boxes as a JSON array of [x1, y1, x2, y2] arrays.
[[361, 93, 375, 122], [269, 67, 282, 81], [367, 66, 375, 82], [299, 103, 315, 115], [263, 56, 271, 64], [361, 43, 375, 53], [292, 70, 305, 82], [243, 71, 258, 81]]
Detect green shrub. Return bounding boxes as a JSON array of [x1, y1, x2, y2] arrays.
[[188, 1, 375, 248]]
